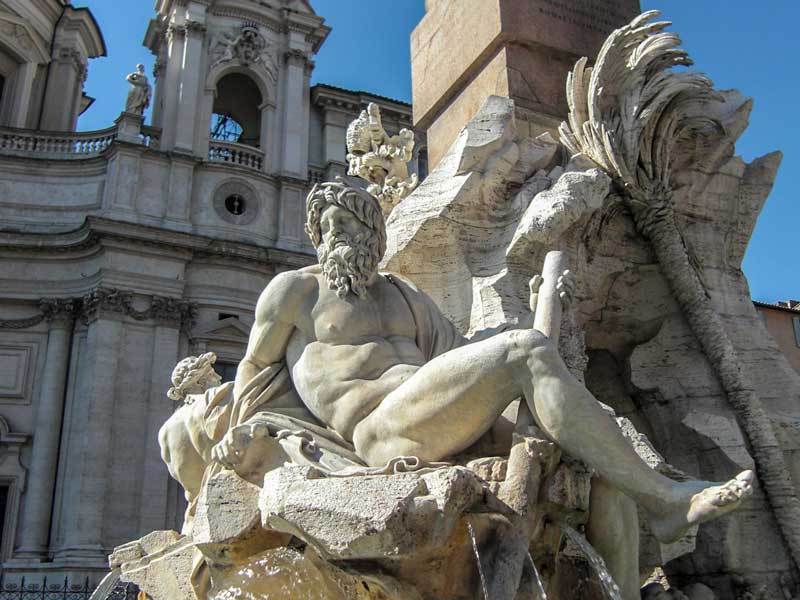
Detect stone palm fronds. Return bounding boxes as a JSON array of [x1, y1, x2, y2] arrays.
[[560, 11, 800, 569], [559, 10, 721, 203]]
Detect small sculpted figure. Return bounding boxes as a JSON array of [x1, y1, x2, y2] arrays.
[[346, 103, 418, 214], [159, 352, 227, 533], [212, 179, 752, 549], [125, 63, 151, 115]]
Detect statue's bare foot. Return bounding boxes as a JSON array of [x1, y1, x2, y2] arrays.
[[647, 470, 754, 543]]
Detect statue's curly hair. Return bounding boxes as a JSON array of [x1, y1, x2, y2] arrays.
[[304, 179, 386, 259], [167, 352, 218, 403]]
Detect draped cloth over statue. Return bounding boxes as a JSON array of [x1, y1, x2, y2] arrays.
[[187, 273, 467, 506], [184, 274, 465, 597]]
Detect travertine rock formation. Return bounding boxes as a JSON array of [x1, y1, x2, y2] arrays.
[[383, 18, 800, 596]]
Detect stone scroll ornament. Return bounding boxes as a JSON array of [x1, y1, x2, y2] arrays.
[[559, 10, 800, 569], [346, 102, 418, 216]]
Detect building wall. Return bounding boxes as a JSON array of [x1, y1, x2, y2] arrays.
[[0, 2, 417, 588], [757, 303, 800, 373]]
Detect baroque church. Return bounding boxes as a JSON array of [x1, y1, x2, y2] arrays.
[[0, 0, 422, 587]]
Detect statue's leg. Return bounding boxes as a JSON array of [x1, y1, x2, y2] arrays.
[[354, 328, 753, 542], [587, 477, 640, 600], [352, 329, 537, 465], [514, 331, 753, 542]]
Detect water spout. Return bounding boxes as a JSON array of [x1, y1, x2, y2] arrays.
[[560, 523, 622, 600], [526, 552, 548, 600], [467, 521, 489, 600]]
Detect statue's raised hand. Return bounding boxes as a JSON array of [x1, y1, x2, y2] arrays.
[[528, 274, 543, 315], [557, 269, 575, 308], [528, 269, 575, 316], [211, 421, 270, 469]]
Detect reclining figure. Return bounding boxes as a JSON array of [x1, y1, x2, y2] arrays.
[[160, 179, 753, 598]]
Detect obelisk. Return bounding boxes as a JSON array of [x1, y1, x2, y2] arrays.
[[411, 0, 640, 169]]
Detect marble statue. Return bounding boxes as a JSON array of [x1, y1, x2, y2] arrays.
[[150, 178, 754, 599], [115, 11, 777, 598], [203, 177, 752, 541], [346, 103, 418, 215], [159, 353, 225, 533], [125, 63, 151, 115]]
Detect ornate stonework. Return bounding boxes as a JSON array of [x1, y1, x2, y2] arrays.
[[80, 288, 196, 328], [210, 23, 276, 78]]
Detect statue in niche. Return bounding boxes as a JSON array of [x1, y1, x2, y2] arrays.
[[124, 63, 151, 115]]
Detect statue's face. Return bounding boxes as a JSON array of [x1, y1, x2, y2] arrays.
[[199, 364, 222, 389], [317, 204, 382, 299], [319, 204, 373, 248]]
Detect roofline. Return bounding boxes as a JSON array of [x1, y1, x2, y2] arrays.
[[69, 5, 107, 57], [312, 83, 411, 109], [753, 300, 800, 315]]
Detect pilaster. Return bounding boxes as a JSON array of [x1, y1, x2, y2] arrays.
[[40, 45, 87, 132], [8, 62, 37, 129], [53, 291, 125, 564], [174, 19, 207, 154], [15, 299, 79, 559], [138, 316, 181, 534], [279, 49, 310, 178], [160, 24, 186, 151], [51, 289, 196, 564]]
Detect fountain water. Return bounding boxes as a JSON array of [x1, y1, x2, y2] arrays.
[[560, 524, 622, 600], [467, 522, 489, 600], [526, 552, 548, 600]]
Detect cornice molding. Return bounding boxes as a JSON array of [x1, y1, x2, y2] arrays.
[[80, 287, 196, 327], [0, 216, 315, 269]]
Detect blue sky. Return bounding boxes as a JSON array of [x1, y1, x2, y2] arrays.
[[74, 1, 797, 303]]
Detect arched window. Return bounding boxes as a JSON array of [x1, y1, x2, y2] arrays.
[[210, 73, 263, 148]]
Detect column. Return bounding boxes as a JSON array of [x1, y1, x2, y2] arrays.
[[40, 47, 85, 131], [279, 50, 309, 177], [173, 20, 206, 154], [160, 25, 186, 151], [151, 57, 166, 130], [54, 296, 123, 562], [15, 300, 76, 558], [8, 62, 37, 129], [259, 100, 276, 173], [137, 319, 181, 533]]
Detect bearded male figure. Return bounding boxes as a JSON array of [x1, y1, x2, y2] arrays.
[[220, 180, 752, 535]]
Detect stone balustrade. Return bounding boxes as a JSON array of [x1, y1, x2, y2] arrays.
[[141, 125, 162, 150], [208, 140, 264, 171], [0, 125, 117, 159]]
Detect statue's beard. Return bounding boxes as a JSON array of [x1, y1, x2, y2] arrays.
[[318, 232, 380, 299]]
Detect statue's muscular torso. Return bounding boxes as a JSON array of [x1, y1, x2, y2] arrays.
[[245, 266, 428, 441]]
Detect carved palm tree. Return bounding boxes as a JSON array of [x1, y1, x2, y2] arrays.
[[559, 10, 800, 568]]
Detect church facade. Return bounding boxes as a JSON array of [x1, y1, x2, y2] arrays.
[[0, 0, 421, 586]]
